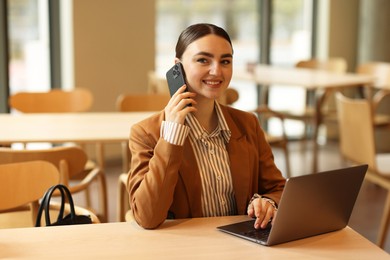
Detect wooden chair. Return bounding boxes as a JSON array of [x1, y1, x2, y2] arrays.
[[218, 88, 239, 106], [0, 146, 108, 222], [252, 105, 291, 178], [8, 88, 98, 179], [117, 173, 129, 222], [116, 93, 170, 112], [0, 161, 100, 228], [356, 62, 390, 129], [147, 71, 169, 95], [8, 88, 93, 113], [335, 92, 390, 248], [277, 57, 348, 141]]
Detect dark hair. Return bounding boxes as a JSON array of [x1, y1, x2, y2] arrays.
[[175, 23, 233, 59]]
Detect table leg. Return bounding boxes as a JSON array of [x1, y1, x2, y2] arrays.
[[121, 141, 130, 173], [95, 143, 105, 170], [312, 89, 332, 173]]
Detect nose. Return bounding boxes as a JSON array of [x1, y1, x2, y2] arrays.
[[209, 62, 222, 76]]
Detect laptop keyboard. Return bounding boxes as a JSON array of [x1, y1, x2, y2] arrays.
[[241, 226, 272, 243]]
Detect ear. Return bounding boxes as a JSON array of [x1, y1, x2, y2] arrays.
[[174, 58, 181, 64]]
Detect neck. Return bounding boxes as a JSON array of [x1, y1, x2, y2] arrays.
[[192, 99, 218, 133]]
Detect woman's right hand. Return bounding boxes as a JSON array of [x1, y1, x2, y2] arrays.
[[164, 85, 197, 125]]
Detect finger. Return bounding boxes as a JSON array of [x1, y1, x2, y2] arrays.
[[260, 206, 274, 229], [247, 201, 255, 217], [169, 89, 196, 109], [253, 199, 274, 229], [167, 85, 187, 107], [251, 199, 266, 229], [253, 199, 266, 220], [172, 85, 187, 97]]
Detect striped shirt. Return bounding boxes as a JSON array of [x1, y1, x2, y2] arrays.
[[161, 102, 237, 217]]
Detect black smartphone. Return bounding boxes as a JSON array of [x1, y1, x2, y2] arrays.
[[166, 62, 187, 97]]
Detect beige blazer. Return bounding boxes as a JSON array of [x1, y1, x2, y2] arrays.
[[127, 104, 286, 229]]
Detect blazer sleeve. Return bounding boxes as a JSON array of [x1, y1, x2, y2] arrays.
[[127, 115, 184, 229], [252, 112, 286, 205]]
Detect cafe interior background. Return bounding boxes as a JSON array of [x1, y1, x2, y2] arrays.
[[1, 0, 390, 159], [0, 0, 390, 248]]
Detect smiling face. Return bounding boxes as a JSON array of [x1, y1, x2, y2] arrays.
[[177, 34, 233, 101]]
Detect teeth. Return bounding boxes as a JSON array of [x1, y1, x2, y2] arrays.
[[205, 81, 220, 85]]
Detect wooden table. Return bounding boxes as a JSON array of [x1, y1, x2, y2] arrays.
[[234, 64, 375, 173], [0, 215, 388, 259], [0, 112, 155, 172]]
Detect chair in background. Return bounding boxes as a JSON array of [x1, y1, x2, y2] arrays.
[[0, 161, 100, 228], [218, 88, 240, 106], [336, 92, 390, 248], [0, 146, 108, 222], [147, 71, 170, 95], [276, 57, 348, 141], [8, 88, 98, 182], [117, 173, 129, 222], [7, 88, 94, 149], [356, 62, 390, 129], [252, 105, 291, 178], [116, 93, 171, 112], [8, 88, 93, 113]]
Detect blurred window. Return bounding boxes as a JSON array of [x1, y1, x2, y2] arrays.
[[8, 0, 50, 95]]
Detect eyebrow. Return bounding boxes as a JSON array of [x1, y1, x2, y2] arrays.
[[195, 51, 233, 59]]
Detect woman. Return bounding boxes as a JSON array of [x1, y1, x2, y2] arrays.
[[127, 23, 285, 229]]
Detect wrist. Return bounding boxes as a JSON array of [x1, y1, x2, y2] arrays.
[[249, 193, 277, 210]]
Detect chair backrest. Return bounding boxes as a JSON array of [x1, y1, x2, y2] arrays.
[[296, 57, 348, 73], [218, 88, 239, 106], [0, 160, 100, 226], [0, 161, 59, 211], [356, 62, 390, 90], [0, 146, 87, 185], [116, 93, 170, 112], [147, 71, 170, 95], [335, 92, 377, 170], [8, 88, 93, 113]]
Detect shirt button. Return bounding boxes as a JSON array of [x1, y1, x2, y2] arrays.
[[217, 175, 221, 181], [209, 149, 214, 155]]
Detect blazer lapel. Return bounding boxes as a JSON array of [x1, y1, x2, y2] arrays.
[[222, 107, 252, 214], [178, 139, 203, 217]]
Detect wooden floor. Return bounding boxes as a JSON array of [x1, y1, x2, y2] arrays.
[[82, 139, 390, 254]]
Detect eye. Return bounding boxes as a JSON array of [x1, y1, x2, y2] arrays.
[[197, 58, 209, 64], [221, 59, 232, 65]]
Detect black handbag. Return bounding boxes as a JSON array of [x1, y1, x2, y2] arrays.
[[35, 184, 92, 227]]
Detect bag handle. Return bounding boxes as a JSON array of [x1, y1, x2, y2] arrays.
[[35, 184, 77, 227]]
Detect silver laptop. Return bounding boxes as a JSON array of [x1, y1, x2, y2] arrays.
[[217, 165, 368, 246]]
